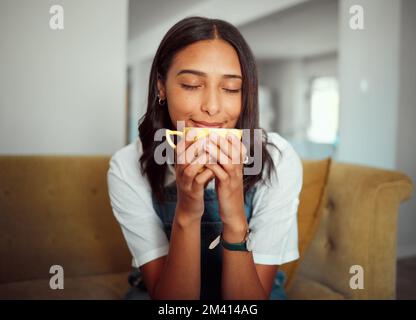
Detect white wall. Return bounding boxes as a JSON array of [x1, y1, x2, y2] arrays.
[[0, 0, 128, 155], [337, 0, 416, 258], [258, 53, 338, 160], [241, 0, 339, 159], [303, 53, 338, 80], [239, 0, 338, 60], [396, 0, 416, 258], [128, 0, 308, 65], [258, 60, 307, 138], [258, 53, 338, 138], [336, 0, 401, 169], [128, 58, 152, 143]]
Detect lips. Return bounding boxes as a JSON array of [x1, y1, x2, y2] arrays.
[[193, 120, 224, 128]]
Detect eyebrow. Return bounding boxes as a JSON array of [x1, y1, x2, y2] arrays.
[[176, 69, 242, 80]]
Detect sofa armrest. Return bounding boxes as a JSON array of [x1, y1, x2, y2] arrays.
[[292, 161, 413, 299]]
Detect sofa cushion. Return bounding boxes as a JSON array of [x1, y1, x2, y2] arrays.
[[280, 158, 332, 290], [0, 156, 132, 284], [293, 162, 413, 299], [287, 274, 345, 300], [0, 271, 130, 300]]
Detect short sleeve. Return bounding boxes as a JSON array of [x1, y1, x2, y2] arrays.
[[107, 144, 169, 268], [249, 133, 303, 265]]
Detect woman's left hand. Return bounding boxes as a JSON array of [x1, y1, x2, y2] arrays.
[[204, 132, 248, 228]]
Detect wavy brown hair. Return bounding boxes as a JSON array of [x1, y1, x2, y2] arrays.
[[138, 16, 281, 203]]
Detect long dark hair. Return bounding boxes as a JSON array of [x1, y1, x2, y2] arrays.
[[138, 16, 280, 203]]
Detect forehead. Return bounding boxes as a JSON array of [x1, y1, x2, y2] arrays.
[[169, 39, 242, 76]]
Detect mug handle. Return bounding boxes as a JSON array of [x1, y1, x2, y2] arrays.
[[165, 129, 183, 149]]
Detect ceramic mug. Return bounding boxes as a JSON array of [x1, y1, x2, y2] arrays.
[[165, 127, 243, 173], [165, 127, 243, 149]]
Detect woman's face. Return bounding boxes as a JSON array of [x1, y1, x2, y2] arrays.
[[158, 39, 243, 129]]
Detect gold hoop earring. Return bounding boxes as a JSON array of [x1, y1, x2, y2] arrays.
[[157, 94, 166, 106]]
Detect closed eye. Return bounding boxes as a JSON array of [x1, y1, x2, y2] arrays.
[[181, 84, 241, 94], [223, 88, 241, 94], [181, 84, 200, 90]]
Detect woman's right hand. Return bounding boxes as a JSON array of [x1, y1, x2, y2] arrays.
[[174, 129, 215, 222]]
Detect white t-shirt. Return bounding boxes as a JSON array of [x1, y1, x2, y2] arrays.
[[107, 132, 303, 268]]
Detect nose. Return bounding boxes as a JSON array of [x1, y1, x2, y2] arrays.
[[200, 86, 221, 116]]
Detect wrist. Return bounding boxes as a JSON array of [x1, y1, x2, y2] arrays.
[[222, 221, 249, 243], [174, 208, 202, 228]]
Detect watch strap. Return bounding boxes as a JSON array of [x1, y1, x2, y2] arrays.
[[220, 228, 250, 251]]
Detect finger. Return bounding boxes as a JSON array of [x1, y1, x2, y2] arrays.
[[175, 136, 192, 165], [175, 128, 199, 159], [176, 135, 208, 165], [209, 132, 240, 164], [174, 161, 186, 180], [176, 138, 195, 158], [181, 151, 211, 186], [227, 133, 247, 164], [176, 138, 207, 178], [193, 167, 215, 188], [185, 127, 200, 142], [205, 141, 234, 171], [174, 136, 188, 176], [205, 163, 229, 183], [175, 143, 196, 179], [185, 137, 209, 164]]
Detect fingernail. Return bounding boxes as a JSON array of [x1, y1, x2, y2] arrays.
[[187, 128, 196, 141]]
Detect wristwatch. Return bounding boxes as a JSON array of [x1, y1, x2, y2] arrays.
[[220, 228, 252, 252]]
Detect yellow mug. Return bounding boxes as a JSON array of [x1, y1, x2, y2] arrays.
[[165, 127, 243, 174], [165, 127, 243, 149]]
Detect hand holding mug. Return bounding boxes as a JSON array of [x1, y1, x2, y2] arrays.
[[170, 128, 215, 220]]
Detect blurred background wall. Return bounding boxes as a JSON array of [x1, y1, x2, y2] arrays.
[[0, 0, 128, 154], [0, 0, 415, 261]]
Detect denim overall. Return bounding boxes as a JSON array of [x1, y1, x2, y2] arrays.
[[124, 183, 287, 300]]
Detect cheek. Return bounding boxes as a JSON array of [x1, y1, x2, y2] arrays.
[[224, 100, 242, 120], [167, 87, 196, 115]]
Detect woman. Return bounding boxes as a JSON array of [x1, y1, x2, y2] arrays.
[[107, 16, 303, 300]]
